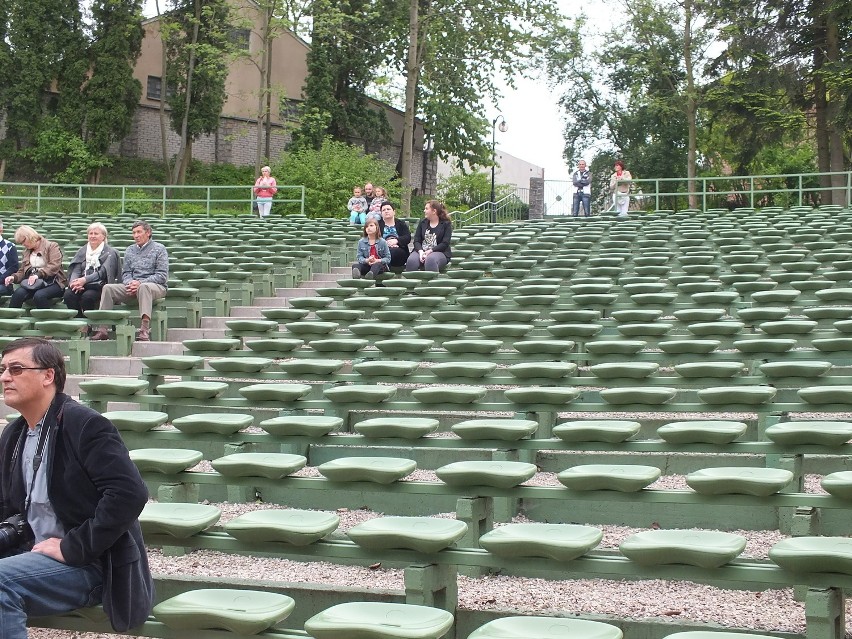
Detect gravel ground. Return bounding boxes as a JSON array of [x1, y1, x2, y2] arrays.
[[26, 471, 852, 639]]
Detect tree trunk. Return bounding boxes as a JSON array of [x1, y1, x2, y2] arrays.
[[811, 0, 831, 204], [155, 0, 171, 183], [399, 0, 419, 216], [825, 16, 844, 206], [683, 0, 698, 209], [255, 2, 271, 174], [265, 34, 273, 161], [172, 0, 200, 185]]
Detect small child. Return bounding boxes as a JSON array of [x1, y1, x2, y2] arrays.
[[352, 218, 390, 280], [348, 186, 368, 225]]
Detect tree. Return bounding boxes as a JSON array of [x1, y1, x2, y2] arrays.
[[163, 0, 234, 184]]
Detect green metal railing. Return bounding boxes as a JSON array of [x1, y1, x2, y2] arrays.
[[0, 183, 306, 217], [451, 190, 530, 228]]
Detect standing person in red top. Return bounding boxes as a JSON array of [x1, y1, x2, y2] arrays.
[[351, 218, 391, 280], [253, 166, 278, 218]]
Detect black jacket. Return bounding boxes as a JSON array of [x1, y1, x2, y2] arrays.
[[412, 218, 452, 261], [378, 218, 412, 254], [0, 393, 153, 631]]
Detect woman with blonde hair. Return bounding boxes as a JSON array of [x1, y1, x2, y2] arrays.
[[64, 222, 122, 318], [3, 225, 66, 308]]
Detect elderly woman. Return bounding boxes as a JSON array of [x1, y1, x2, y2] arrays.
[[3, 225, 67, 308], [63, 222, 122, 318]]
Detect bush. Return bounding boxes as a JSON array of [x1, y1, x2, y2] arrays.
[[273, 138, 400, 218], [21, 118, 111, 184], [124, 189, 155, 216], [437, 169, 512, 213]]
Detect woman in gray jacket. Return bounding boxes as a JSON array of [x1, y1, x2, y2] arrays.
[[63, 222, 121, 317]]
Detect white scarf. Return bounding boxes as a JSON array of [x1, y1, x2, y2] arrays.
[[85, 242, 105, 272]]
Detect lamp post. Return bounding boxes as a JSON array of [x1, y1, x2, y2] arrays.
[[490, 114, 507, 223]]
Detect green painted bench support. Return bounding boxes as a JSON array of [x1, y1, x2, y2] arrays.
[[806, 587, 845, 639], [404, 563, 458, 614], [456, 497, 493, 577]]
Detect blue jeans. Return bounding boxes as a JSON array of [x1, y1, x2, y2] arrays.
[[572, 191, 590, 216], [0, 549, 102, 638]]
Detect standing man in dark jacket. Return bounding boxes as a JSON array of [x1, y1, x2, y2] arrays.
[[0, 337, 153, 637], [572, 159, 592, 217]]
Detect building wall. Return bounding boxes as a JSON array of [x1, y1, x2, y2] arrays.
[[436, 148, 545, 189]]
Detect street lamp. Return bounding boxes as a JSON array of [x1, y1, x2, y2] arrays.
[[490, 114, 508, 223]]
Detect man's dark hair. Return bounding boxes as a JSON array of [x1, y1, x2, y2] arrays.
[[1, 337, 66, 393], [132, 220, 152, 234]]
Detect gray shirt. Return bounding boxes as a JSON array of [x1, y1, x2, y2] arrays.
[[121, 240, 169, 287], [22, 423, 63, 543]]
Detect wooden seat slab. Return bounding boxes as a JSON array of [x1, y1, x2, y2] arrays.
[[347, 516, 468, 553], [153, 588, 295, 634], [436, 461, 537, 488], [657, 420, 747, 444], [553, 420, 641, 443], [468, 616, 622, 639], [211, 452, 307, 478], [182, 338, 241, 352], [557, 464, 661, 492], [78, 378, 149, 397], [224, 509, 340, 545], [619, 530, 747, 568], [479, 523, 604, 562], [101, 410, 169, 432], [354, 417, 440, 439], [208, 357, 274, 373], [156, 381, 229, 399], [318, 456, 416, 484], [281, 358, 346, 375], [769, 537, 852, 575], [412, 385, 488, 404], [686, 467, 794, 496], [697, 386, 777, 405], [324, 384, 397, 403], [764, 421, 852, 446], [129, 448, 204, 474], [451, 419, 539, 441], [820, 472, 852, 499], [600, 387, 678, 406], [237, 383, 312, 402], [139, 502, 221, 538], [504, 387, 581, 405], [304, 602, 454, 639], [259, 415, 343, 436]]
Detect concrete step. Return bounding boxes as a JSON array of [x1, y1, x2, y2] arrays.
[[167, 327, 228, 341], [252, 296, 292, 308], [274, 287, 319, 298], [229, 306, 265, 318], [88, 356, 145, 377]]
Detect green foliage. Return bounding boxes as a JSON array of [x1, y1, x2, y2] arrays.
[[437, 170, 513, 212], [21, 118, 111, 183], [273, 138, 400, 217], [123, 189, 155, 216]]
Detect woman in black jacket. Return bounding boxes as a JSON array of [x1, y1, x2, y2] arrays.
[[405, 200, 452, 272], [377, 201, 411, 268]]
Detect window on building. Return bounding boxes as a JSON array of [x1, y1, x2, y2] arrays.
[[147, 76, 163, 101], [279, 99, 300, 122], [229, 28, 250, 50]]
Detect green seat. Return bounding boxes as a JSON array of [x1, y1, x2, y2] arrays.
[[141, 355, 204, 371], [674, 362, 744, 378], [309, 338, 370, 353], [156, 381, 228, 399], [83, 309, 131, 323], [78, 378, 148, 397], [284, 320, 339, 336], [324, 384, 397, 403], [260, 415, 342, 436], [686, 467, 793, 496], [225, 509, 340, 545], [427, 362, 496, 378], [759, 361, 832, 378], [225, 319, 278, 334], [451, 419, 539, 441], [305, 602, 454, 639], [504, 387, 581, 405], [759, 319, 817, 335], [599, 387, 677, 405], [211, 453, 307, 478], [29, 308, 77, 320], [245, 338, 303, 353], [686, 321, 744, 336], [238, 383, 312, 402], [101, 410, 169, 432], [182, 338, 241, 352], [354, 417, 439, 439], [557, 464, 661, 492], [139, 502, 221, 538], [815, 287, 852, 302], [478, 525, 604, 563], [697, 386, 777, 405], [288, 297, 335, 310], [616, 323, 672, 337], [375, 338, 434, 353], [820, 472, 852, 499], [611, 309, 664, 323], [657, 421, 747, 444], [585, 340, 645, 355], [620, 530, 746, 568], [733, 338, 796, 353], [34, 320, 88, 336], [260, 308, 309, 321], [153, 589, 295, 634], [764, 421, 852, 446], [348, 322, 404, 338], [513, 339, 576, 354], [412, 385, 487, 404], [318, 457, 416, 483], [348, 516, 467, 553], [412, 323, 467, 338], [803, 306, 852, 320], [129, 448, 204, 473], [553, 420, 640, 443], [430, 310, 479, 322], [658, 339, 720, 354], [436, 461, 537, 488], [478, 323, 534, 338], [506, 362, 576, 379], [208, 357, 274, 373], [280, 359, 346, 375], [171, 413, 254, 434], [590, 362, 659, 379], [735, 307, 790, 322], [353, 360, 421, 377], [813, 338, 852, 352], [769, 537, 852, 575], [798, 386, 852, 405], [547, 323, 603, 338]]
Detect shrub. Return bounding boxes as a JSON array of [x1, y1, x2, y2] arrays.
[[123, 189, 155, 216], [273, 138, 400, 218], [21, 118, 111, 184]]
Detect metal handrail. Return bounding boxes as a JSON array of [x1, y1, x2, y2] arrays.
[[0, 182, 306, 217]]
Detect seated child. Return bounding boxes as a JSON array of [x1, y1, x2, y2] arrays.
[[348, 186, 368, 225]]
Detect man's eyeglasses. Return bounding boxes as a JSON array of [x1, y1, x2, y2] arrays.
[[0, 364, 49, 376]]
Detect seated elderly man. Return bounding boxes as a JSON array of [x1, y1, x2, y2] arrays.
[[91, 220, 168, 342]]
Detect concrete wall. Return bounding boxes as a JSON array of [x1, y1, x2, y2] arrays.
[[436, 148, 545, 189]]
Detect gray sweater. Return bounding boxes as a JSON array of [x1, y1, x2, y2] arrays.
[[121, 241, 169, 287]]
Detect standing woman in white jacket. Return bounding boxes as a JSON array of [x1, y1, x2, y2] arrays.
[[609, 160, 632, 217]]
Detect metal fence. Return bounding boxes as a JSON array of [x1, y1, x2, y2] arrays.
[[0, 183, 306, 217], [450, 188, 530, 228]]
